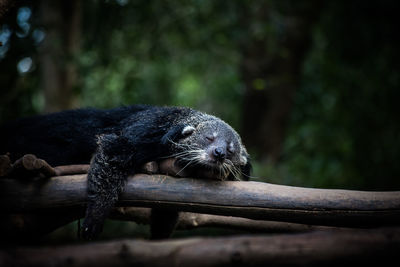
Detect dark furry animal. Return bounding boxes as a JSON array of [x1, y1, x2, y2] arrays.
[[0, 105, 251, 239]]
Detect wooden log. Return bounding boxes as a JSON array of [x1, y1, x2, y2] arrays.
[[9, 154, 57, 178], [1, 227, 399, 267], [1, 174, 400, 227], [1, 155, 89, 178], [112, 207, 331, 233], [54, 164, 90, 176], [3, 207, 328, 244], [0, 207, 330, 243]]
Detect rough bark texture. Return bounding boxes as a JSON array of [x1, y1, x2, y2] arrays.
[[113, 207, 332, 233], [1, 227, 399, 267], [0, 154, 89, 178], [1, 207, 326, 244], [1, 174, 399, 228]]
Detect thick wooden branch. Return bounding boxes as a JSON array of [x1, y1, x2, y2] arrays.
[[54, 164, 89, 176], [11, 154, 56, 177], [0, 207, 330, 243], [1, 174, 400, 227], [112, 207, 330, 233], [0, 154, 89, 178], [1, 227, 399, 267]]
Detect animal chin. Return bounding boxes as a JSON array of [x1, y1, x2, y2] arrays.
[[194, 161, 230, 180], [205, 160, 223, 169], [173, 158, 228, 180]]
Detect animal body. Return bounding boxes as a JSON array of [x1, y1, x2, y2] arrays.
[[0, 105, 251, 239]]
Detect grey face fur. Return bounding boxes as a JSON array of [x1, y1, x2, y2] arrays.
[[168, 114, 249, 181]]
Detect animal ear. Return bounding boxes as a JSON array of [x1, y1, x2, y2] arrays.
[[161, 124, 187, 145]]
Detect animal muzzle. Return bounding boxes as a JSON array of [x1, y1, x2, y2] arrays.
[[212, 147, 226, 162]]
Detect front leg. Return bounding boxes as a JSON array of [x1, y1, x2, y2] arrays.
[[82, 134, 133, 240], [81, 123, 187, 239]]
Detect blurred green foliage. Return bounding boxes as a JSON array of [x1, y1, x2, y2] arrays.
[[1, 0, 400, 191], [281, 1, 400, 190], [77, 0, 245, 128]]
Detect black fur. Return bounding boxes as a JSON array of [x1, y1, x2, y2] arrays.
[[0, 105, 251, 239]]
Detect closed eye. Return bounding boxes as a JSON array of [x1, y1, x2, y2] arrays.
[[206, 136, 214, 142]]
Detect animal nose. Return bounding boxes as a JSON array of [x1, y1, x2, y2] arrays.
[[213, 147, 226, 161]]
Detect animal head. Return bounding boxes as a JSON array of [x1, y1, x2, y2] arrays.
[[162, 116, 251, 181]]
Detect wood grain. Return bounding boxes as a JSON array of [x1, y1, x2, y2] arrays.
[[1, 174, 399, 227]]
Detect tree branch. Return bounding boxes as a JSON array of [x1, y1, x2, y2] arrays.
[[1, 227, 399, 267], [1, 174, 399, 228], [112, 207, 330, 233]]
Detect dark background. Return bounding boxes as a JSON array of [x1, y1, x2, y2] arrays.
[[1, 0, 399, 192]]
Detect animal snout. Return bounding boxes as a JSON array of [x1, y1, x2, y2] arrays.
[[213, 147, 226, 161]]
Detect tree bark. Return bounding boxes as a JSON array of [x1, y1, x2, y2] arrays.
[[1, 207, 328, 244], [113, 207, 332, 233], [1, 174, 399, 228], [1, 227, 399, 267]]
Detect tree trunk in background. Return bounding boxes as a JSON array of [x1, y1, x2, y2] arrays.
[[39, 0, 81, 113], [240, 2, 322, 163]]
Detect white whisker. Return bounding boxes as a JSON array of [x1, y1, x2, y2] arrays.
[[176, 159, 195, 176], [161, 138, 254, 181]]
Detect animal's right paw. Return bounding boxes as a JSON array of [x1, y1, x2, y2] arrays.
[[81, 217, 103, 240]]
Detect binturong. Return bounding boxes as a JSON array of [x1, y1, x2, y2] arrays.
[[0, 105, 251, 239]]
